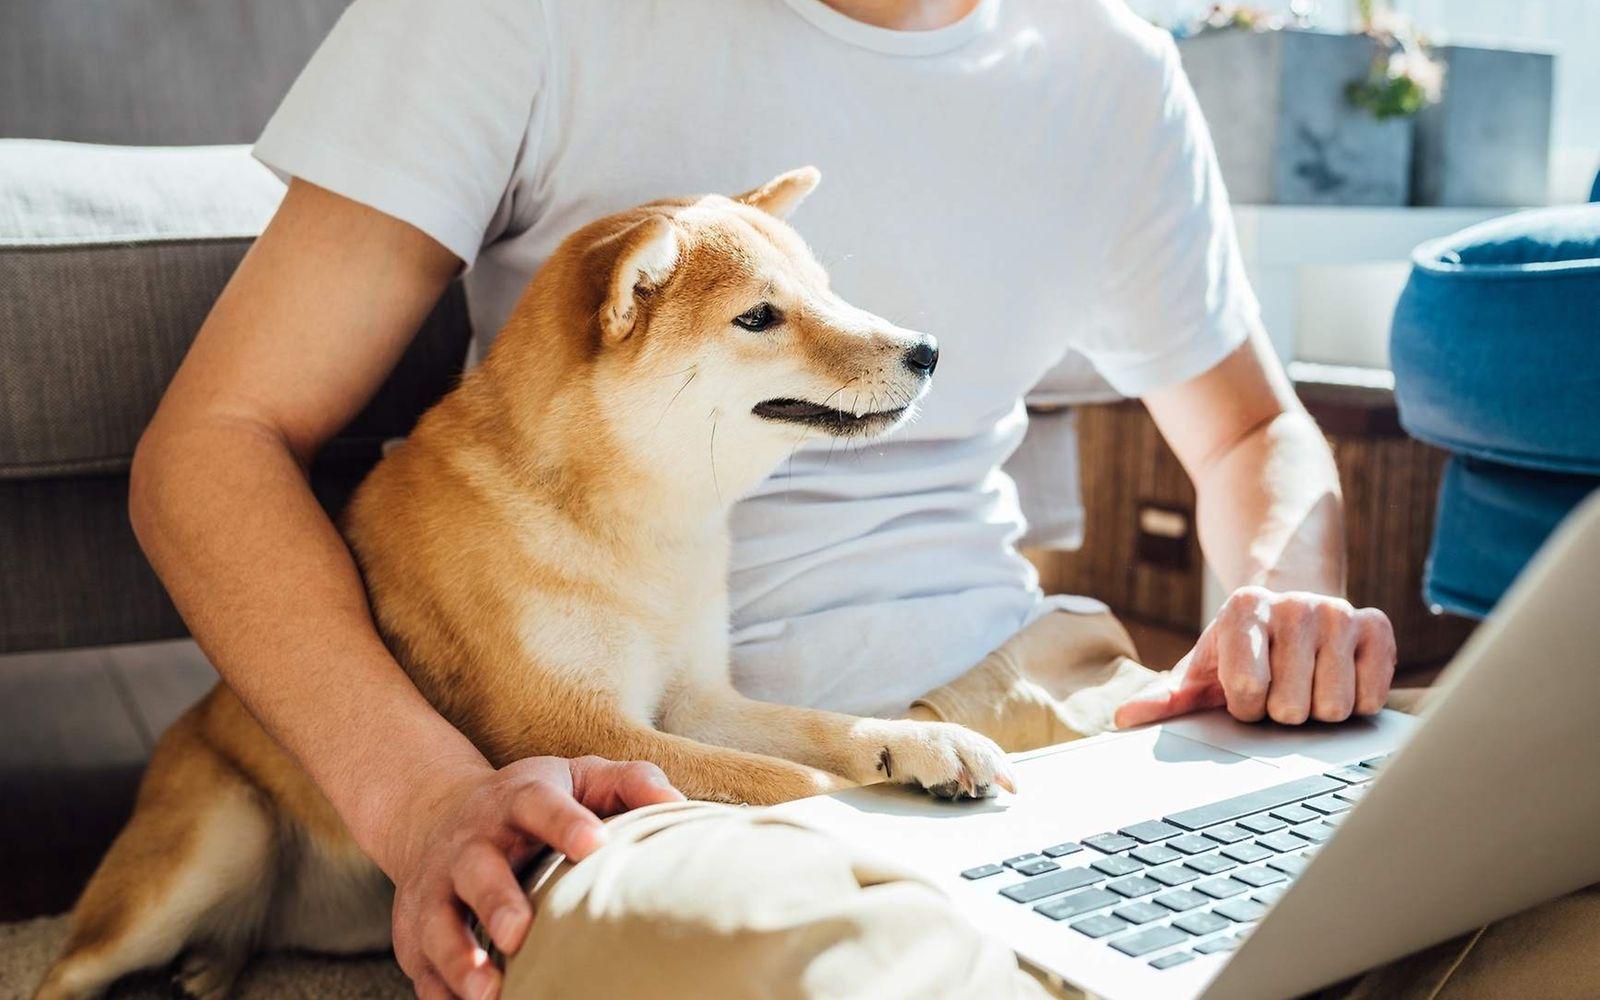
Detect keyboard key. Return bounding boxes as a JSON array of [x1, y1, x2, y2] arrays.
[[1155, 889, 1210, 912], [1071, 914, 1131, 938], [1361, 754, 1390, 769], [1120, 819, 1183, 843], [1252, 886, 1288, 905], [1293, 822, 1338, 844], [1203, 824, 1252, 844], [1113, 901, 1170, 924], [1150, 951, 1195, 970], [1147, 864, 1201, 887], [1012, 858, 1061, 877], [1196, 877, 1250, 899], [1034, 888, 1120, 921], [1173, 910, 1229, 935], [1256, 831, 1305, 853], [1221, 843, 1273, 864], [1270, 804, 1320, 825], [1195, 935, 1239, 954], [1131, 844, 1183, 866], [1083, 833, 1139, 854], [1334, 784, 1369, 804], [1164, 775, 1344, 831], [1108, 876, 1163, 898], [1110, 924, 1190, 956], [1184, 854, 1237, 876], [1326, 765, 1375, 785], [1304, 795, 1351, 815], [1092, 855, 1144, 877], [1237, 814, 1287, 834], [1215, 897, 1268, 922], [1042, 841, 1084, 858], [1233, 866, 1288, 888], [1266, 854, 1310, 876], [961, 864, 1003, 880], [1168, 834, 1216, 855], [1000, 866, 1101, 903], [1003, 853, 1045, 869]]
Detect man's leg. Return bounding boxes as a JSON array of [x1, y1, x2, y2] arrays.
[[502, 800, 1053, 999]]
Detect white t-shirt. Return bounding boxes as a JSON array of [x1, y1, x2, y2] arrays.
[[256, 0, 1258, 718]]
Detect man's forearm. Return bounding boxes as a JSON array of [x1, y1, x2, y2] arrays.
[[1192, 409, 1345, 597], [130, 419, 489, 872]]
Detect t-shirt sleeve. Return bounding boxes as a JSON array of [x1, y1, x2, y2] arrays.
[[1072, 33, 1260, 397], [253, 0, 546, 267]]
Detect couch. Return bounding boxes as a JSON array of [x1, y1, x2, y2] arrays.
[[0, 1, 473, 654]]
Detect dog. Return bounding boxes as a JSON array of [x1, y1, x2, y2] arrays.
[[35, 168, 1014, 999]]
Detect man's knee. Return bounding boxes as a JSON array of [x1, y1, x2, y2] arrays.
[[503, 801, 1048, 998]]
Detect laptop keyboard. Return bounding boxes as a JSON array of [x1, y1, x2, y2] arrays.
[[959, 756, 1388, 971]]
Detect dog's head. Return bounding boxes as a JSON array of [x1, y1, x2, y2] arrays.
[[526, 168, 936, 499]]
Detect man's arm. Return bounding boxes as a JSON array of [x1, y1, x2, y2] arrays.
[[1114, 330, 1396, 727], [132, 180, 679, 1000]]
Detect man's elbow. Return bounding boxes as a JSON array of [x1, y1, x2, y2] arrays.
[[128, 422, 174, 554]]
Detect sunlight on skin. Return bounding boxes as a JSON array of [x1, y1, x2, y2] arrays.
[[821, 0, 983, 31]]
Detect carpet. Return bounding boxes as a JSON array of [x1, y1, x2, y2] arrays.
[[0, 916, 408, 999]]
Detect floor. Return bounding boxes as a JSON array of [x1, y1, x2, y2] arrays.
[[0, 640, 217, 922], [0, 622, 1204, 923]]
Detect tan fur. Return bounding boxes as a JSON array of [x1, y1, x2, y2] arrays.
[[36, 169, 1012, 999]]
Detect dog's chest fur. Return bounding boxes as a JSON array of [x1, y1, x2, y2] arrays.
[[512, 516, 735, 725]]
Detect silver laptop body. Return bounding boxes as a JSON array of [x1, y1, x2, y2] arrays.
[[773, 492, 1600, 999]]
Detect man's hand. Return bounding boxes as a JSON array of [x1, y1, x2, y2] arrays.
[[385, 755, 684, 1000], [1114, 586, 1396, 729]]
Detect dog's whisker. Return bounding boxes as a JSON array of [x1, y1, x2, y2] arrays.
[[820, 377, 860, 410], [644, 364, 698, 380], [709, 411, 723, 504], [652, 368, 698, 431]]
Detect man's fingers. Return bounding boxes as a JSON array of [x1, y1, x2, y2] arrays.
[[420, 905, 497, 1000], [508, 778, 608, 861], [415, 968, 456, 1000], [1216, 595, 1271, 722], [1114, 678, 1225, 728], [1307, 604, 1357, 722], [449, 840, 531, 955], [608, 760, 687, 811], [1265, 606, 1317, 724], [1352, 608, 1397, 715]]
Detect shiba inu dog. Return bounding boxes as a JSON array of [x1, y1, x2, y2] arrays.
[[36, 168, 1013, 999]]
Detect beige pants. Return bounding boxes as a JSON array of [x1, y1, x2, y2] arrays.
[[503, 609, 1600, 999]]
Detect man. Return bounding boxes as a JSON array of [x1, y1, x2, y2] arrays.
[[132, 1, 1400, 997]]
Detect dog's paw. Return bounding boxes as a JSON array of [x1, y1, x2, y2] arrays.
[[170, 949, 246, 1000], [875, 722, 1017, 799]]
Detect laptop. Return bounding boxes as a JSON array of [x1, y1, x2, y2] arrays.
[[772, 491, 1600, 999]]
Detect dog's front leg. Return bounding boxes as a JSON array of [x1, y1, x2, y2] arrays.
[[660, 685, 1016, 799]]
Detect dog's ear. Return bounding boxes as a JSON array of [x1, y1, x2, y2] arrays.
[[601, 215, 679, 343], [735, 166, 821, 219]]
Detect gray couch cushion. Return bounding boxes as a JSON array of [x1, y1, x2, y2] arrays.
[[0, 143, 283, 476], [0, 1, 349, 146], [0, 140, 471, 479], [0, 140, 472, 652]]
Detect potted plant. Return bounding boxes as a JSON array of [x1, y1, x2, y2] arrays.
[[1411, 38, 1554, 207], [1173, 2, 1443, 206]]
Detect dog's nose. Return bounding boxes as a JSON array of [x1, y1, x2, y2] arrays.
[[902, 338, 939, 375]]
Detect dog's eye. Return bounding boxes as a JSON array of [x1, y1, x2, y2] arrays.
[[732, 303, 780, 332]]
